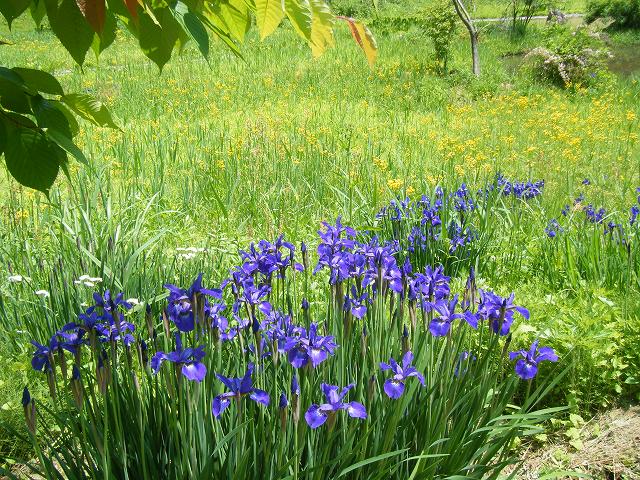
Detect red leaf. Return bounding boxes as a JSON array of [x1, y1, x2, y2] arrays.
[[123, 0, 139, 22], [337, 15, 377, 68], [75, 0, 106, 34], [337, 16, 363, 49]]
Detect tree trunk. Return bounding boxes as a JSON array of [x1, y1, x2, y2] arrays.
[[452, 0, 481, 77], [470, 30, 480, 76]]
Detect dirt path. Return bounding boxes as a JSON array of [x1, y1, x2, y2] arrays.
[[514, 406, 640, 479]]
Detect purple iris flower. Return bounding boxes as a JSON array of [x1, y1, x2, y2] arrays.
[[314, 217, 357, 280], [414, 265, 451, 301], [164, 273, 222, 303], [88, 290, 132, 316], [344, 286, 371, 319], [630, 205, 639, 226], [56, 327, 87, 354], [284, 323, 338, 368], [167, 301, 194, 332], [212, 363, 270, 417], [206, 302, 228, 331], [379, 351, 425, 399], [545, 219, 562, 238], [30, 338, 59, 372], [429, 295, 471, 336], [477, 290, 529, 336], [509, 340, 558, 380], [239, 235, 300, 279], [151, 333, 207, 382], [96, 319, 136, 347], [305, 383, 367, 429]]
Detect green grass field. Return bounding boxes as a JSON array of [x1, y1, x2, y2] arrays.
[[1, 3, 640, 476]]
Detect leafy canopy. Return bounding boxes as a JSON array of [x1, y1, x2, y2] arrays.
[[0, 0, 377, 193]]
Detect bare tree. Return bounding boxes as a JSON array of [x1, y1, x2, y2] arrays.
[[452, 0, 480, 76]]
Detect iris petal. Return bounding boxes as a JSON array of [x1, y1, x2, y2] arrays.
[[249, 389, 270, 407], [182, 362, 207, 382], [384, 379, 405, 399], [305, 404, 328, 429]]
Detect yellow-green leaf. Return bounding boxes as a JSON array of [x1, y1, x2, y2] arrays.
[[309, 0, 334, 58], [284, 0, 311, 41], [219, 0, 249, 41], [254, 0, 284, 39]]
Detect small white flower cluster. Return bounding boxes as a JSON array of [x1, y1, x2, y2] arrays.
[[176, 247, 207, 260], [74, 275, 104, 287], [126, 298, 141, 306], [7, 274, 51, 299], [8, 274, 31, 283]]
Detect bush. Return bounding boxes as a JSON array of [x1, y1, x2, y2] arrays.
[[586, 0, 640, 29], [523, 24, 612, 88], [366, 3, 458, 74], [423, 2, 458, 73], [328, 0, 374, 18]]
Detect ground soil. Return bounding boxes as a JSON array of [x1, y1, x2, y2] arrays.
[[515, 406, 640, 479]]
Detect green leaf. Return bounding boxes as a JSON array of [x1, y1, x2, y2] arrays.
[[0, 0, 31, 27], [138, 7, 181, 70], [61, 93, 118, 128], [284, 0, 312, 41], [45, 128, 88, 164], [173, 2, 209, 59], [337, 449, 407, 477], [0, 66, 26, 90], [199, 13, 243, 58], [45, 0, 95, 65], [0, 118, 7, 154], [216, 0, 250, 41], [3, 127, 62, 193], [49, 100, 79, 136], [255, 0, 285, 39], [309, 0, 334, 57], [30, 0, 47, 27], [92, 10, 118, 54], [31, 95, 73, 138], [12, 68, 64, 96], [0, 68, 30, 113]]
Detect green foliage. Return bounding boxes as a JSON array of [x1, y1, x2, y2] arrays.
[[0, 18, 639, 471], [0, 66, 109, 193], [0, 0, 376, 193], [328, 0, 374, 18], [513, 286, 638, 413], [423, 2, 458, 73], [586, 0, 640, 29], [508, 0, 550, 37]]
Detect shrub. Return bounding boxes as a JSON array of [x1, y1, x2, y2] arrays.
[[328, 0, 374, 18], [423, 2, 458, 73], [586, 0, 640, 29], [523, 24, 612, 88]]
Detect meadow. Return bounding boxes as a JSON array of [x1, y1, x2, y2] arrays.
[[1, 2, 640, 477]]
